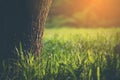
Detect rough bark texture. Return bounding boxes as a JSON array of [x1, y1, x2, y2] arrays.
[[26, 0, 52, 55], [0, 0, 52, 70]]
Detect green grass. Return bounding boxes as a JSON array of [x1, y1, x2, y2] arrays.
[[1, 28, 120, 80]]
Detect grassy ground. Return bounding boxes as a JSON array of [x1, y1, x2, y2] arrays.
[[1, 28, 120, 80]]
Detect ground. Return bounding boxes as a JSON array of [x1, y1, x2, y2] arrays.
[[0, 28, 120, 80]]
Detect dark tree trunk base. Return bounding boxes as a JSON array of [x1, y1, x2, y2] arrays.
[[0, 0, 52, 72]]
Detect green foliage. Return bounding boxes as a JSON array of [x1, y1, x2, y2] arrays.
[[48, 0, 120, 28], [46, 16, 68, 28], [1, 28, 120, 80]]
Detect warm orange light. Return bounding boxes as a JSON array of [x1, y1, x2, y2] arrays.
[[53, 0, 120, 27], [90, 0, 120, 19]]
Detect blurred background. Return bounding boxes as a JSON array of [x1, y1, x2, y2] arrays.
[[46, 0, 120, 28]]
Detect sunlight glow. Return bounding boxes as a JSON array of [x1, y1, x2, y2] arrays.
[[90, 0, 120, 18], [50, 0, 120, 27]]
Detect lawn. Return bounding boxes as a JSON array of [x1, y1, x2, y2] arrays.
[[1, 28, 120, 80]]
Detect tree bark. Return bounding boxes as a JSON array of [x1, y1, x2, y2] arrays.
[[26, 0, 52, 55], [0, 0, 52, 70]]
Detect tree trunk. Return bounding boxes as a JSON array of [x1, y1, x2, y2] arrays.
[[26, 0, 52, 55], [0, 0, 52, 71]]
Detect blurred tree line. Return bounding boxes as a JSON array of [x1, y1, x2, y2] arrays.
[[46, 0, 120, 28]]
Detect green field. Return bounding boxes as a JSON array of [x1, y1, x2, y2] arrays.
[[1, 28, 120, 80]]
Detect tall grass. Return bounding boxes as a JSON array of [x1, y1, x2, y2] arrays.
[[0, 28, 120, 80]]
